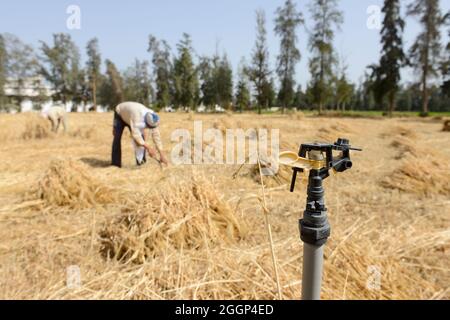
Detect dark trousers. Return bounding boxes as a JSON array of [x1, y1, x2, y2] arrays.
[[111, 112, 146, 168]]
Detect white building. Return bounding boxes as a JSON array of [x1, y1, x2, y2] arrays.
[[3, 76, 54, 112], [2, 76, 107, 113]]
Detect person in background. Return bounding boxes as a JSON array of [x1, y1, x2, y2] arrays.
[[112, 101, 168, 168], [46, 105, 67, 133]]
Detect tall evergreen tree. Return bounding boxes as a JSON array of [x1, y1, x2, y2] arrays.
[[261, 77, 277, 109], [235, 58, 251, 112], [105, 59, 124, 108], [307, 0, 343, 114], [335, 74, 354, 112], [172, 33, 199, 110], [198, 56, 215, 108], [375, 0, 407, 116], [198, 53, 232, 109], [3, 33, 39, 108], [123, 59, 153, 106], [249, 9, 271, 114], [40, 33, 81, 106], [407, 0, 444, 115], [293, 85, 307, 109], [86, 38, 101, 110], [441, 13, 450, 96], [274, 0, 303, 112], [148, 35, 172, 109], [0, 35, 6, 108], [216, 54, 233, 109]]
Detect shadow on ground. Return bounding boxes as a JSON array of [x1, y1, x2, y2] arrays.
[[80, 157, 111, 168]]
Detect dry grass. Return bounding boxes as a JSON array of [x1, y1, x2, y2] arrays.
[[70, 126, 97, 139], [380, 125, 417, 139], [32, 159, 118, 208], [382, 136, 450, 196], [317, 121, 354, 142], [99, 176, 248, 263], [0, 112, 448, 300], [288, 110, 305, 120], [443, 120, 450, 132], [389, 137, 424, 159], [249, 156, 292, 187], [21, 113, 52, 140], [381, 154, 450, 196]]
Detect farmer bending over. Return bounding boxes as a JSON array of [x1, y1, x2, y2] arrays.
[[46, 105, 67, 133], [112, 101, 168, 168]]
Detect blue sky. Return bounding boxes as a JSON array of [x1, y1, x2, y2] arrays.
[[1, 0, 449, 88]]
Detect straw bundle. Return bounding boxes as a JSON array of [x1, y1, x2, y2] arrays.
[[381, 154, 450, 196], [443, 120, 450, 132], [34, 159, 117, 208], [381, 125, 417, 139], [21, 115, 52, 140], [390, 137, 423, 159], [250, 155, 292, 187], [288, 110, 305, 120], [317, 122, 354, 142], [99, 176, 248, 263], [70, 126, 97, 139]]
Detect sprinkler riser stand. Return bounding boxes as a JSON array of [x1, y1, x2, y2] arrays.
[[302, 243, 324, 300], [300, 169, 330, 300]]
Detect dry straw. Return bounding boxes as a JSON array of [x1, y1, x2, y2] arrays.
[[70, 126, 97, 139], [33, 159, 117, 208], [99, 176, 248, 263], [1, 112, 448, 300], [21, 114, 52, 140], [443, 120, 450, 132], [382, 137, 450, 196], [250, 156, 292, 187], [317, 122, 354, 142], [380, 125, 417, 139]]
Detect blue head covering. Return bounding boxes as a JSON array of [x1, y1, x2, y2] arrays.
[[145, 112, 160, 128]]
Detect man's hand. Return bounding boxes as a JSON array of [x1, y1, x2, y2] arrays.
[[159, 152, 169, 166], [144, 144, 157, 159]]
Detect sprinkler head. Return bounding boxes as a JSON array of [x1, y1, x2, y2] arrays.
[[280, 138, 362, 192]]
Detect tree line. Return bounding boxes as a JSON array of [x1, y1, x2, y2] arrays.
[[0, 0, 449, 115]]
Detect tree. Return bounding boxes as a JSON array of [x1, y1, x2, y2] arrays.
[[2, 33, 39, 107], [261, 78, 277, 109], [216, 54, 233, 110], [105, 59, 124, 108], [335, 71, 354, 111], [234, 58, 251, 112], [198, 56, 215, 108], [199, 53, 233, 110], [0, 34, 6, 109], [274, 0, 304, 112], [307, 0, 343, 114], [441, 13, 450, 96], [148, 35, 172, 109], [86, 38, 101, 111], [248, 9, 271, 114], [40, 33, 82, 107], [372, 0, 407, 116], [235, 80, 251, 112], [293, 85, 307, 109], [172, 33, 199, 110], [407, 0, 444, 115], [123, 59, 153, 106], [355, 72, 376, 111]]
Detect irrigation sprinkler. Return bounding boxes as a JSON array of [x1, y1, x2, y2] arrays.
[[279, 138, 362, 300]]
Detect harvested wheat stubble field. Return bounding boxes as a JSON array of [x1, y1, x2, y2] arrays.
[[0, 112, 449, 300]]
